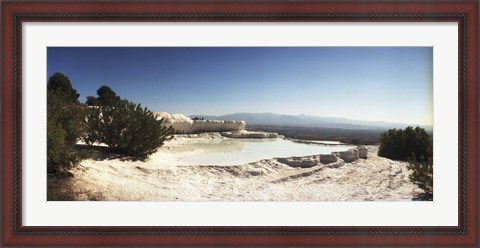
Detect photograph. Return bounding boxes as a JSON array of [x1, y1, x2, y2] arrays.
[[47, 47, 434, 201], [2, 0, 478, 246]]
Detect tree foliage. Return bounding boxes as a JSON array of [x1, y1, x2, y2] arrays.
[[378, 126, 433, 198], [378, 126, 432, 162], [47, 74, 85, 173], [85, 96, 98, 106], [407, 157, 433, 197], [86, 85, 121, 106], [48, 73, 173, 171], [85, 99, 174, 158], [47, 72, 80, 103], [97, 85, 121, 105]]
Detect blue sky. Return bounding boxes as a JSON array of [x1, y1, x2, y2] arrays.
[[47, 47, 433, 125]]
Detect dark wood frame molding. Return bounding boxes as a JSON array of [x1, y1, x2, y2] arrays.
[[1, 0, 478, 246]]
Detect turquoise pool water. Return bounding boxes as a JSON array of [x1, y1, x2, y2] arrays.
[[154, 138, 355, 166]]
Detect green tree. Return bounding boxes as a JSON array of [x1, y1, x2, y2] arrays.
[[378, 126, 433, 198], [85, 99, 174, 158], [85, 96, 98, 106], [96, 85, 120, 106], [407, 157, 433, 198], [47, 74, 85, 173], [378, 126, 432, 162], [85, 85, 121, 106], [47, 72, 80, 103]]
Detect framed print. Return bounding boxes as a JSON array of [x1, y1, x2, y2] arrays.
[[1, 0, 479, 246]]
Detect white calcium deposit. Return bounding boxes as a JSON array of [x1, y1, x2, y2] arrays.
[[61, 140, 423, 201], [154, 112, 245, 134]]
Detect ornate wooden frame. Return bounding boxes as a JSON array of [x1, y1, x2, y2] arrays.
[[1, 0, 478, 246]]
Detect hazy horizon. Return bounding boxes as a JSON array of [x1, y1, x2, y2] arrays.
[[47, 47, 433, 125], [188, 111, 433, 127]]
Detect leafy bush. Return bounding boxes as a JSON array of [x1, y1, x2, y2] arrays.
[[407, 157, 433, 197], [47, 73, 85, 173], [85, 85, 120, 106], [47, 72, 80, 103], [48, 91, 86, 144], [85, 99, 174, 158], [47, 119, 77, 173], [378, 126, 432, 162], [378, 126, 433, 197], [96, 85, 121, 105], [85, 96, 98, 106], [48, 74, 173, 167]]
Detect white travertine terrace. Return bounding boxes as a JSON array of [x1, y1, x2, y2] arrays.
[[154, 112, 245, 134]]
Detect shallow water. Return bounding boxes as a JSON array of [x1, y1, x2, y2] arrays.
[[155, 138, 355, 166]]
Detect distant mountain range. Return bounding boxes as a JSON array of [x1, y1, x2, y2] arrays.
[[190, 112, 432, 131]]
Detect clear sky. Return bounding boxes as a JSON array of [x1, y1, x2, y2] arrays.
[[47, 47, 433, 125]]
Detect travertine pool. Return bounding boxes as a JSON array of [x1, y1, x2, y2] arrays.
[[152, 138, 355, 166]]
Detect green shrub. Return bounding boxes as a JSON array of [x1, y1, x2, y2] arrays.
[[378, 126, 433, 197], [47, 119, 78, 173], [407, 157, 433, 197], [47, 73, 85, 173], [85, 85, 120, 106], [85, 99, 174, 158], [85, 96, 98, 106], [48, 91, 86, 144], [47, 72, 80, 103], [378, 126, 432, 162]]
